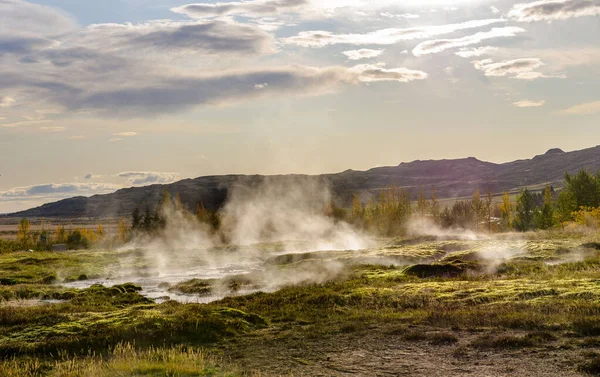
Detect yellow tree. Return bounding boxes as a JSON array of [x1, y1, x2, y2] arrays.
[[17, 218, 31, 249], [416, 187, 429, 217], [430, 188, 440, 220], [471, 189, 483, 230], [117, 218, 130, 244], [55, 225, 66, 244], [499, 192, 513, 230], [351, 194, 364, 225]]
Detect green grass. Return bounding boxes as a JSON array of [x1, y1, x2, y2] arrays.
[[0, 343, 242, 377], [2, 235, 600, 373]]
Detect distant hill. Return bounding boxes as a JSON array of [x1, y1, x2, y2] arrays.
[[8, 145, 600, 218]]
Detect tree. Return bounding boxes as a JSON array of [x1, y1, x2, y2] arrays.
[[564, 170, 600, 209], [499, 191, 513, 230], [485, 189, 493, 232], [351, 194, 364, 225], [117, 218, 130, 243], [514, 189, 537, 231], [17, 218, 31, 249], [55, 225, 66, 244], [143, 206, 153, 231], [416, 187, 429, 217], [556, 189, 576, 225], [537, 186, 556, 230], [131, 207, 142, 230], [430, 188, 440, 221], [471, 189, 484, 230]]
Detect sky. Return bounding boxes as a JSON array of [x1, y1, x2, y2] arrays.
[[0, 0, 599, 213]]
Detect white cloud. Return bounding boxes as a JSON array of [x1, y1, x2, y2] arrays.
[[108, 138, 124, 142], [68, 135, 85, 140], [118, 171, 180, 185], [113, 131, 137, 137], [412, 27, 525, 56], [472, 58, 565, 80], [342, 48, 384, 60], [280, 18, 505, 47], [455, 46, 499, 58], [0, 119, 52, 128], [39, 126, 66, 132], [0, 0, 77, 36], [509, 0, 600, 22], [557, 100, 600, 115], [513, 99, 546, 107], [171, 0, 307, 18], [0, 96, 15, 108], [491, 5, 501, 13], [352, 62, 428, 82], [380, 12, 420, 19]]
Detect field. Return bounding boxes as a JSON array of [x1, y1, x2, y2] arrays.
[[2, 231, 600, 376]]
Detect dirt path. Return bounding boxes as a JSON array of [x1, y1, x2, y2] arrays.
[[225, 327, 586, 376]]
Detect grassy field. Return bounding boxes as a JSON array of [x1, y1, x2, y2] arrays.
[[2, 233, 600, 376]]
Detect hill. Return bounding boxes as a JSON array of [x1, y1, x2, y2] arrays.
[[7, 145, 600, 218]]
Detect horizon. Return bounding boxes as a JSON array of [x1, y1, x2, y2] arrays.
[[1, 0, 599, 213], [0, 143, 591, 215]]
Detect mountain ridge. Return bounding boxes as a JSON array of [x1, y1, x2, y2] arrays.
[[7, 145, 600, 218]]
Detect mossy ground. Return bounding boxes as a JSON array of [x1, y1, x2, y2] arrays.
[[2, 235, 600, 375]]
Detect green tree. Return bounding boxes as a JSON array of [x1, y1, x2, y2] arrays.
[[536, 186, 556, 230], [514, 189, 538, 232], [131, 207, 142, 230], [555, 189, 576, 224], [351, 194, 364, 225], [564, 170, 600, 208]]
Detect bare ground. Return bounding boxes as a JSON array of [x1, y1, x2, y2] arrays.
[[225, 326, 587, 377]]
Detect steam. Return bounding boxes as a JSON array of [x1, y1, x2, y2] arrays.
[[69, 178, 371, 302], [220, 177, 372, 251], [406, 216, 484, 241]]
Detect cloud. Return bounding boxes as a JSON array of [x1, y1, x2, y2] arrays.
[[280, 18, 506, 47], [0, 119, 52, 128], [108, 138, 124, 142], [0, 182, 118, 199], [455, 46, 499, 58], [171, 0, 307, 18], [352, 63, 428, 82], [0, 96, 15, 108], [472, 58, 565, 80], [75, 20, 275, 57], [68, 135, 85, 140], [62, 64, 428, 116], [412, 27, 525, 56], [0, 35, 57, 55], [509, 0, 600, 22], [557, 100, 600, 115], [113, 131, 137, 137], [380, 12, 420, 19], [342, 48, 384, 60], [117, 171, 180, 185], [39, 126, 66, 132], [0, 0, 77, 36], [513, 99, 546, 107], [491, 6, 501, 13], [84, 174, 93, 180]]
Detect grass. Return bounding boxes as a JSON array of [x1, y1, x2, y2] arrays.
[[2, 235, 600, 373], [0, 343, 242, 377]]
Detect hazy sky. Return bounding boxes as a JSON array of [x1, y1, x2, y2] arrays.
[[0, 0, 599, 213]]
